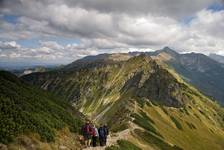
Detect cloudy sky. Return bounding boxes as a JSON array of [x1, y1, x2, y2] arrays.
[[0, 0, 224, 65]]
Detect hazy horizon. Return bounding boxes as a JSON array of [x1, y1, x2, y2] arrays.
[[1, 47, 224, 70]]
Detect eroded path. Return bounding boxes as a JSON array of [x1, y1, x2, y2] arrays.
[[82, 129, 129, 150], [82, 121, 142, 150]]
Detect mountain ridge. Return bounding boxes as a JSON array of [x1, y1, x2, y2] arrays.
[[22, 54, 224, 150], [55, 47, 224, 105], [148, 48, 224, 105]]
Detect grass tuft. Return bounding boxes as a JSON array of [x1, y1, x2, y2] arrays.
[[105, 140, 141, 150]]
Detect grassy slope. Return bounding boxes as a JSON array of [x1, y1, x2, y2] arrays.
[[0, 71, 83, 145], [130, 99, 224, 150], [106, 140, 141, 150], [22, 55, 224, 150]]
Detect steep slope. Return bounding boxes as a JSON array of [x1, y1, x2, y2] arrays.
[[22, 54, 224, 150], [0, 71, 83, 149], [148, 47, 224, 105], [64, 53, 132, 71]]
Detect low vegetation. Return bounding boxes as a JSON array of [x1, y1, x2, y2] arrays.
[[0, 71, 82, 144], [134, 129, 183, 150], [105, 140, 141, 150], [131, 110, 163, 138], [169, 116, 183, 130]]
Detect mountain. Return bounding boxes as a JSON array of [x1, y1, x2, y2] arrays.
[[22, 54, 224, 150], [65, 48, 224, 105], [12, 66, 48, 77], [209, 53, 224, 64], [148, 47, 224, 105], [63, 53, 133, 71], [0, 71, 83, 149]]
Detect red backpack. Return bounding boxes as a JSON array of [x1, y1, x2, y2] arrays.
[[92, 128, 97, 136], [84, 124, 93, 135]]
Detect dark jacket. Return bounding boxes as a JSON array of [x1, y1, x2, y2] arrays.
[[103, 125, 109, 136], [98, 127, 106, 138]]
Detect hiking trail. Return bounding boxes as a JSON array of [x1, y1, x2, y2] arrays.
[[82, 129, 129, 150], [82, 121, 141, 150]]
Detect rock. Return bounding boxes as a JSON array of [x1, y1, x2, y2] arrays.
[[59, 145, 68, 150], [0, 144, 8, 150]]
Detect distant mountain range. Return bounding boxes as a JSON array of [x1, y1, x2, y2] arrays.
[[51, 47, 224, 105], [146, 47, 224, 105], [22, 50, 224, 150], [0, 62, 61, 70], [209, 53, 224, 64]]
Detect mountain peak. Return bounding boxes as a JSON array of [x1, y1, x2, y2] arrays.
[[129, 53, 153, 63], [162, 46, 172, 50], [161, 47, 178, 55]]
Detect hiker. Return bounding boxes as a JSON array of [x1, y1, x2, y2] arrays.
[[98, 125, 107, 146], [92, 124, 99, 147], [81, 120, 93, 147], [103, 124, 109, 145]]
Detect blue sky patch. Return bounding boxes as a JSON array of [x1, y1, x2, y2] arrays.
[[50, 37, 80, 46], [180, 16, 195, 26], [17, 39, 40, 48], [3, 15, 18, 24], [17, 37, 80, 48], [208, 2, 224, 12]]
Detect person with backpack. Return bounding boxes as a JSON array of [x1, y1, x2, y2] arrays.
[[103, 124, 109, 145], [98, 125, 106, 146], [81, 120, 93, 147], [92, 124, 99, 147]]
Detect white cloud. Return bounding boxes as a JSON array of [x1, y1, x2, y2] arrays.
[[0, 41, 21, 49], [39, 41, 64, 50], [0, 40, 102, 63], [0, 0, 224, 64], [172, 9, 224, 54]]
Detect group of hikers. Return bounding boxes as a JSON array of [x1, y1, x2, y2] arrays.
[[81, 120, 109, 148]]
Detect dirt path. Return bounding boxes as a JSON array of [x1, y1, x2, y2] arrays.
[[82, 120, 142, 150]]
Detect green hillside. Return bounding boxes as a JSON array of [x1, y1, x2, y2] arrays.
[[22, 54, 224, 150], [0, 71, 83, 145]]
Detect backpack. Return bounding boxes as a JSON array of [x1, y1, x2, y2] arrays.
[[83, 124, 92, 135], [92, 128, 97, 136], [98, 127, 105, 137], [103, 126, 109, 135]]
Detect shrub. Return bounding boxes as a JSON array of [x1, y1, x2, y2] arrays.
[[0, 71, 83, 144], [106, 140, 141, 150], [170, 116, 183, 130]]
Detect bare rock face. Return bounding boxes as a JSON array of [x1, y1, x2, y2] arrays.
[[121, 65, 185, 108], [138, 69, 185, 107]]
